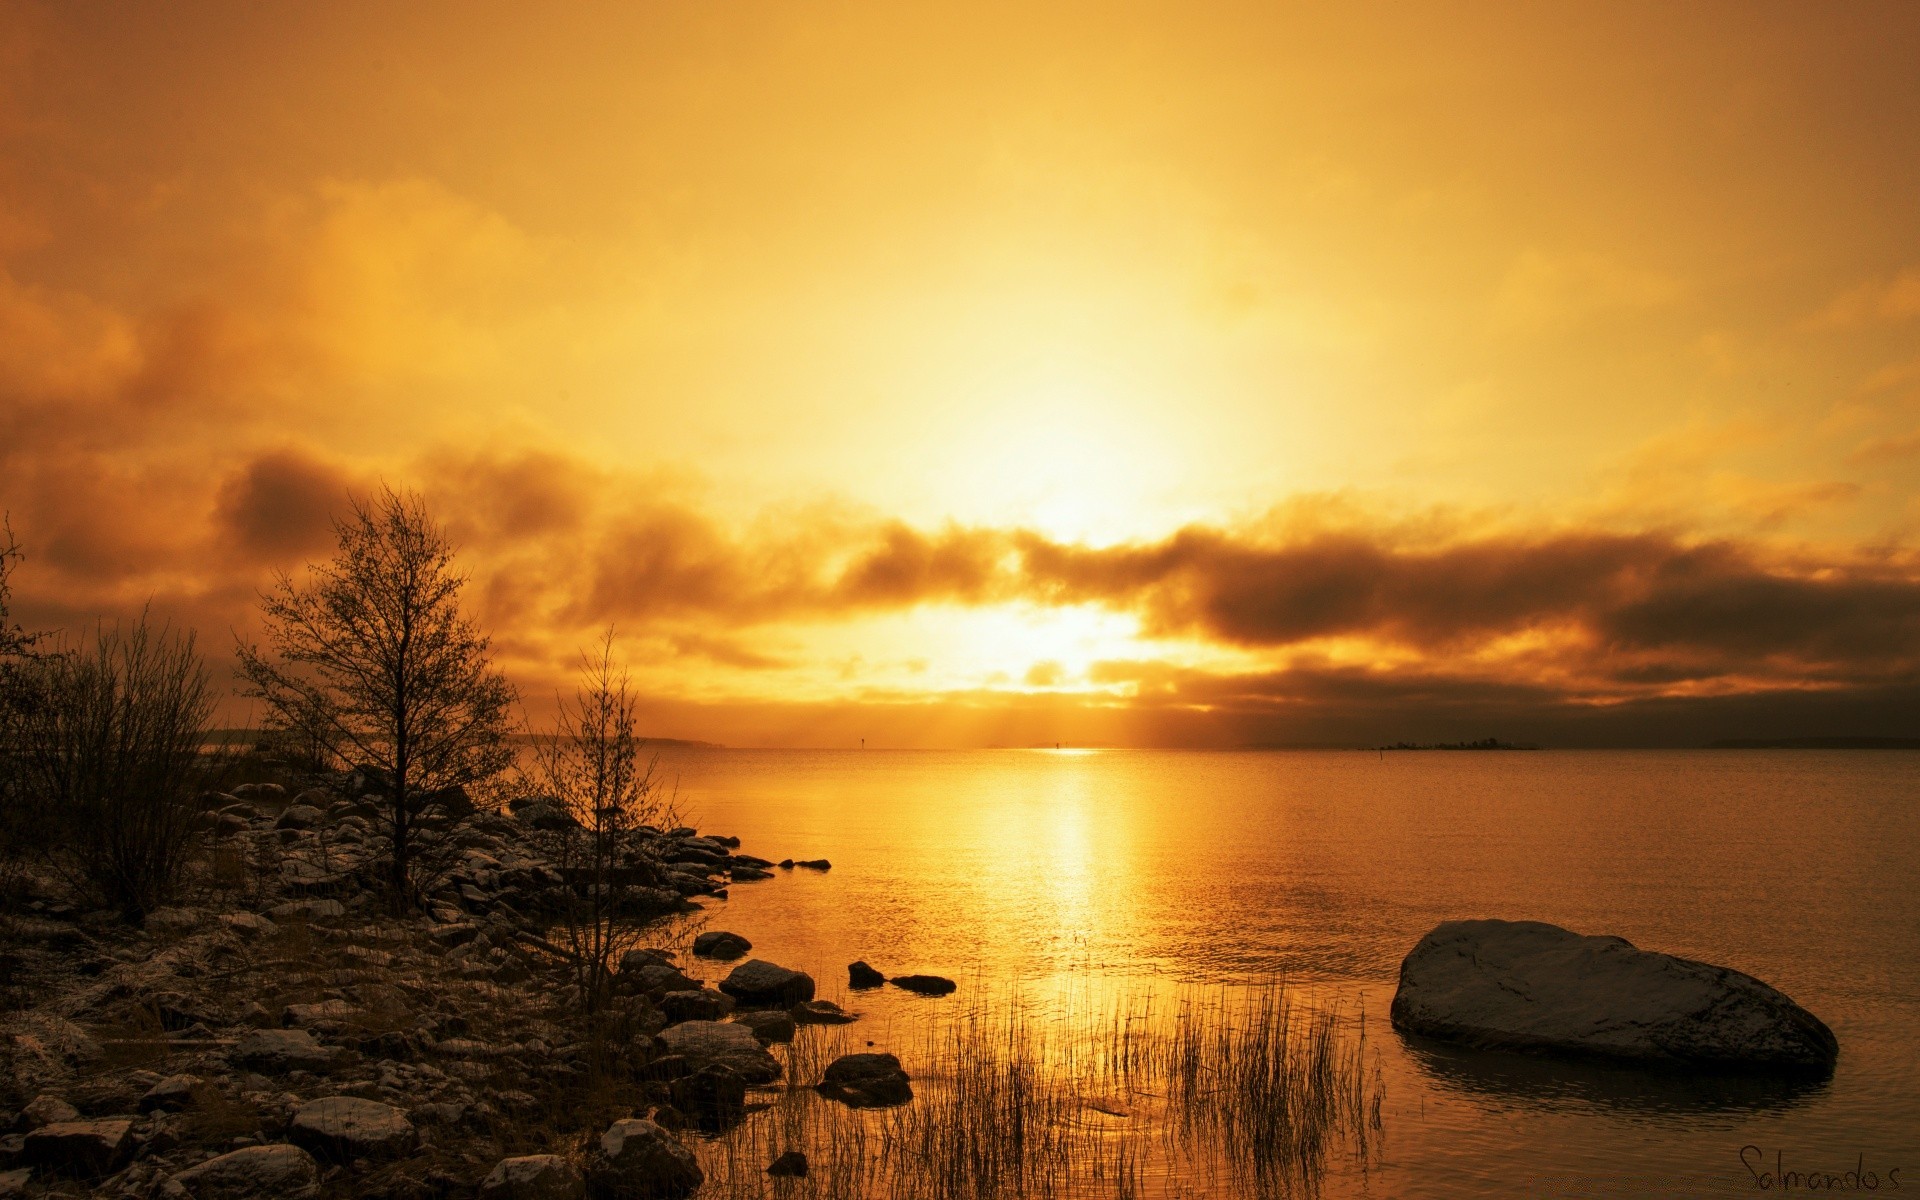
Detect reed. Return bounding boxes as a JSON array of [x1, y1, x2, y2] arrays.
[[694, 978, 1382, 1199]]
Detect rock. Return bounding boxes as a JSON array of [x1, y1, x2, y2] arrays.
[[587, 1119, 702, 1200], [889, 974, 957, 996], [19, 1096, 78, 1128], [618, 949, 676, 973], [848, 961, 885, 989], [660, 989, 734, 1025], [718, 959, 815, 1008], [478, 1154, 585, 1200], [691, 931, 751, 960], [515, 801, 578, 831], [655, 1021, 782, 1084], [231, 1029, 338, 1073], [288, 1096, 418, 1162], [266, 899, 344, 922], [669, 1064, 747, 1132], [766, 1150, 808, 1178], [139, 1075, 201, 1113], [221, 912, 276, 938], [273, 805, 325, 830], [23, 1119, 133, 1177], [626, 964, 699, 997], [732, 1010, 796, 1043], [420, 785, 475, 821], [144, 906, 205, 933], [231, 782, 286, 802], [729, 866, 773, 882], [792, 999, 856, 1025], [816, 1053, 913, 1108], [793, 859, 831, 871], [0, 1168, 26, 1197], [1389, 919, 1840, 1072], [282, 1000, 357, 1028], [173, 1144, 321, 1198]]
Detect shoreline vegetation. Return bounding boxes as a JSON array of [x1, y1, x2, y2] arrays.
[[0, 493, 1384, 1198]]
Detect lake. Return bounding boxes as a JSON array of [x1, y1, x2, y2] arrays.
[[644, 748, 1919, 1197]]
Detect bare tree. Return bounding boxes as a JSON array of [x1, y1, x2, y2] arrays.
[[11, 613, 215, 917], [531, 631, 676, 1018], [237, 487, 516, 905]]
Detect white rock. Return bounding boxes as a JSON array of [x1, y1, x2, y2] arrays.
[[587, 1120, 701, 1200], [173, 1144, 320, 1198], [479, 1154, 586, 1200], [1390, 919, 1838, 1071], [288, 1096, 418, 1161], [656, 1020, 782, 1083]]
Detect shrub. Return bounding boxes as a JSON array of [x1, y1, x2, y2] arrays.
[[10, 614, 217, 917]]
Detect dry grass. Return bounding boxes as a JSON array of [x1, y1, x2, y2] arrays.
[[693, 978, 1383, 1200]]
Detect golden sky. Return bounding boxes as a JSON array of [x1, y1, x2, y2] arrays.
[[4, 2, 1919, 746]]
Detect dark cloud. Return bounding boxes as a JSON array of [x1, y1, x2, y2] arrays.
[[1013, 527, 1920, 680], [213, 448, 350, 563]]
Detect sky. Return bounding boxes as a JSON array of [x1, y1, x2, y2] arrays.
[[3, 1, 1919, 747]]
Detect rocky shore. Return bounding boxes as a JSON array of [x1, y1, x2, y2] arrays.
[[0, 770, 930, 1199]]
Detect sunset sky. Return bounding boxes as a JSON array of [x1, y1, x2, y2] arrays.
[[3, 2, 1919, 746]]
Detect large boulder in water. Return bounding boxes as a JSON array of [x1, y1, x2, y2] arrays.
[[1390, 919, 1838, 1072], [815, 1053, 913, 1108]]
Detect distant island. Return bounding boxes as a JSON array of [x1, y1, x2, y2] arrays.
[[1371, 738, 1539, 751], [1708, 736, 1920, 750]]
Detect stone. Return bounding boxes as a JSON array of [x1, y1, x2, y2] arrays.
[[733, 1009, 796, 1043], [19, 1096, 78, 1128], [139, 1075, 201, 1113], [144, 906, 205, 933], [691, 931, 751, 960], [793, 859, 831, 871], [231, 782, 286, 802], [266, 899, 344, 922], [221, 912, 276, 938], [627, 964, 699, 996], [656, 1021, 782, 1084], [231, 1029, 338, 1073], [728, 865, 773, 882], [669, 1064, 747, 1132], [660, 989, 734, 1024], [718, 959, 815, 1008], [848, 961, 885, 989], [816, 1053, 913, 1108], [792, 999, 856, 1025], [420, 785, 476, 821], [173, 1144, 321, 1198], [0, 1168, 26, 1197], [618, 948, 676, 973], [282, 1000, 357, 1028], [23, 1119, 133, 1177], [587, 1119, 702, 1200], [478, 1154, 585, 1200], [1389, 919, 1840, 1072], [273, 805, 325, 830], [766, 1150, 808, 1178], [288, 1096, 418, 1162], [889, 974, 957, 996]]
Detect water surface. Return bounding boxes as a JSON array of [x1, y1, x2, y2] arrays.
[[650, 748, 1918, 1197]]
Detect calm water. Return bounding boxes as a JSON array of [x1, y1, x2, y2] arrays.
[[648, 748, 1919, 1197]]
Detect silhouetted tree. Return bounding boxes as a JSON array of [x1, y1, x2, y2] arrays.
[[532, 631, 676, 1019], [238, 488, 516, 905]]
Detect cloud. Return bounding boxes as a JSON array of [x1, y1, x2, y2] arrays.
[[213, 448, 354, 564], [1810, 267, 1920, 329]]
